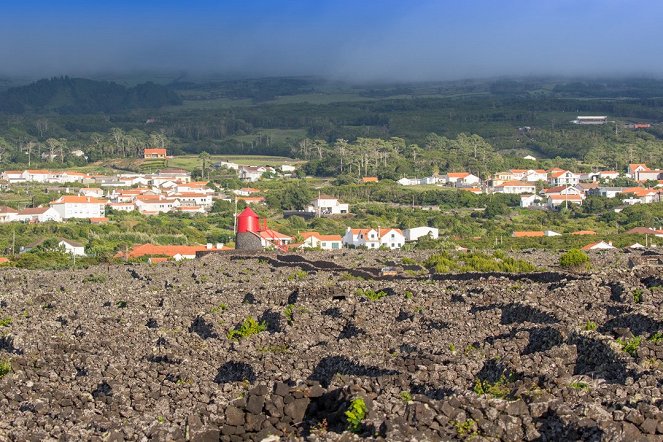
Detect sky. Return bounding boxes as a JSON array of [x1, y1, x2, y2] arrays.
[[1, 0, 662, 82]]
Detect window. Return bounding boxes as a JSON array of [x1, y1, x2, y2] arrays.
[[321, 242, 326, 247], [391, 233, 395, 238]]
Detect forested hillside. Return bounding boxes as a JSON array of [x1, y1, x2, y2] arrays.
[[0, 77, 181, 113], [1, 76, 663, 170]]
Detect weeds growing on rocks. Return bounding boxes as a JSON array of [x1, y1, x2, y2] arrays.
[[0, 317, 12, 327], [617, 336, 642, 357], [356, 288, 387, 301], [288, 269, 308, 281], [649, 331, 663, 344], [570, 380, 591, 391], [584, 320, 598, 331], [0, 359, 10, 378], [227, 317, 267, 341], [400, 391, 413, 402], [345, 397, 367, 433], [453, 418, 478, 438], [473, 375, 511, 399], [633, 289, 644, 304]]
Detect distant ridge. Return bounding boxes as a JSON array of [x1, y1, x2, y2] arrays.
[[0, 76, 182, 114]]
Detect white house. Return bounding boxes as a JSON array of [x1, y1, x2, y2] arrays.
[[50, 196, 106, 220], [172, 193, 213, 208], [239, 166, 267, 182], [79, 188, 105, 198], [299, 232, 343, 250], [1, 170, 25, 183], [280, 164, 297, 173], [307, 195, 349, 215], [134, 196, 179, 214], [581, 241, 615, 251], [403, 226, 439, 242], [520, 194, 544, 208], [598, 171, 620, 181], [233, 187, 260, 197], [494, 180, 536, 194], [628, 164, 650, 179], [548, 170, 580, 186], [0, 206, 18, 223], [15, 207, 62, 223], [153, 168, 191, 184], [176, 182, 213, 195], [523, 155, 537, 161], [59, 239, 86, 256], [217, 161, 240, 170], [108, 202, 136, 212], [445, 172, 481, 186], [547, 194, 584, 208], [343, 227, 405, 250]]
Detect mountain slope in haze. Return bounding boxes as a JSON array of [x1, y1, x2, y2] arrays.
[[0, 77, 182, 114]]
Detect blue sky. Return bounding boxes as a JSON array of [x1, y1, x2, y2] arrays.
[[1, 0, 662, 81]]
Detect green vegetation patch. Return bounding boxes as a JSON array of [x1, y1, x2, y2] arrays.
[[227, 316, 267, 341], [0, 360, 11, 378], [559, 249, 589, 269], [473, 375, 512, 399], [424, 251, 536, 273], [617, 336, 642, 357], [355, 288, 388, 301], [345, 397, 367, 433]]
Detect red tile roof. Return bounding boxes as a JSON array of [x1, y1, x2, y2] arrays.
[[512, 231, 545, 238], [51, 196, 106, 204]]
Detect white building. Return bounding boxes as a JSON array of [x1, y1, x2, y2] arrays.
[[520, 194, 544, 208], [0, 206, 18, 223], [444, 172, 481, 186], [58, 239, 86, 256], [239, 166, 267, 182], [494, 180, 537, 194], [172, 193, 213, 208], [50, 196, 107, 220], [79, 188, 105, 198], [548, 170, 580, 186], [403, 226, 439, 242], [15, 207, 62, 223], [572, 116, 608, 125], [307, 195, 349, 215], [134, 196, 179, 214], [217, 161, 240, 170], [108, 202, 136, 212], [581, 240, 615, 251], [342, 227, 405, 250]]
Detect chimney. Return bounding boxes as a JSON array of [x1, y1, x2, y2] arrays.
[[206, 243, 212, 250]]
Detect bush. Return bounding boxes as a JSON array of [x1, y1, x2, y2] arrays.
[[559, 249, 589, 268], [345, 397, 367, 433], [355, 288, 387, 301], [617, 336, 642, 357], [0, 360, 10, 378], [227, 317, 267, 341]]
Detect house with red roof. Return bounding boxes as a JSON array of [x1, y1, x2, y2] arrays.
[[134, 195, 179, 214], [444, 172, 481, 186], [493, 180, 536, 195], [50, 196, 107, 220], [342, 227, 405, 249], [628, 163, 650, 179], [15, 207, 62, 223], [581, 241, 615, 251], [547, 194, 584, 208], [0, 206, 18, 223], [299, 232, 343, 250], [144, 148, 167, 159], [621, 187, 659, 205], [547, 170, 580, 186]]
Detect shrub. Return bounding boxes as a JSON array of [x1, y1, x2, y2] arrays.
[[0, 360, 10, 378], [400, 391, 413, 402], [287, 269, 307, 281], [0, 317, 12, 327], [345, 397, 367, 433], [401, 257, 418, 265], [454, 419, 478, 438], [83, 274, 107, 283], [559, 249, 589, 268], [649, 331, 663, 344], [617, 336, 642, 357], [473, 375, 511, 399], [633, 289, 643, 304], [584, 320, 598, 331], [355, 288, 387, 301], [227, 317, 267, 341], [210, 303, 227, 314], [570, 381, 590, 391]]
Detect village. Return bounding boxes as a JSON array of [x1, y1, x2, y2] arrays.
[[0, 147, 662, 265]]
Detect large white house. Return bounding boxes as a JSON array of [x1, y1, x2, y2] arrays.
[[342, 227, 405, 250], [15, 207, 62, 223], [548, 170, 580, 186], [50, 196, 107, 220], [403, 226, 439, 242], [493, 180, 536, 194], [0, 206, 18, 223], [307, 195, 349, 215], [444, 172, 481, 186]]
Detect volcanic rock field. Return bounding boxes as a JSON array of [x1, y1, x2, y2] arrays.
[[0, 250, 662, 441]]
